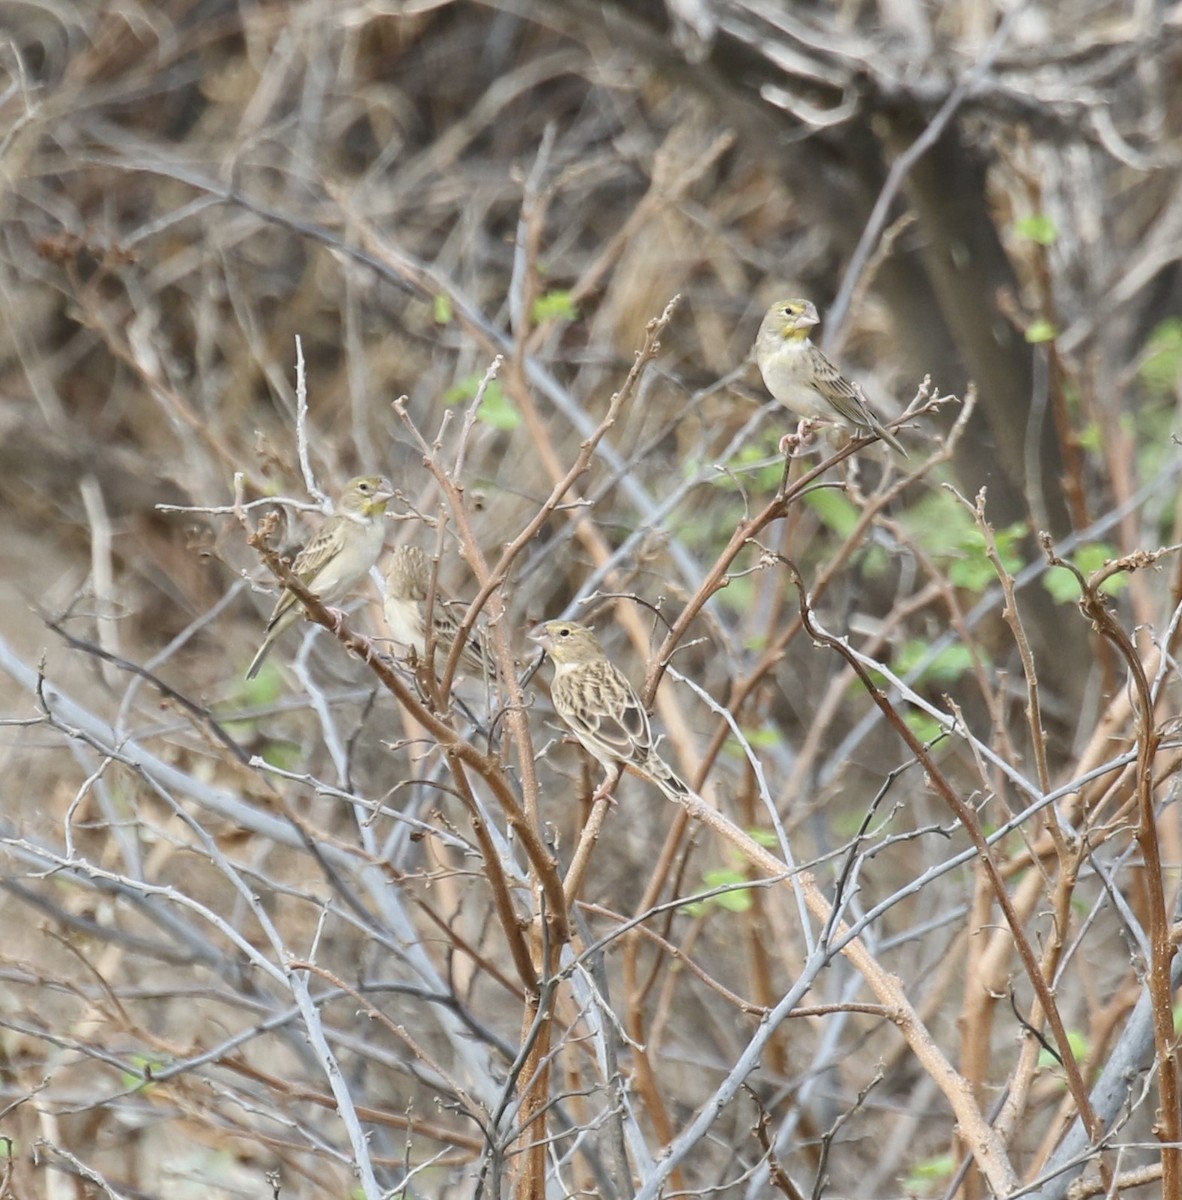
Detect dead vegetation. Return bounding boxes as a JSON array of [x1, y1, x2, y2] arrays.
[[1, 2, 1181, 1198]]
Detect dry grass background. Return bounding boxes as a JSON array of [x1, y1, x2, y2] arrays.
[[1, 2, 1181, 1198]]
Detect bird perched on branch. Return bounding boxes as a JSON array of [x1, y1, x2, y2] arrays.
[[755, 298, 907, 457], [383, 545, 492, 677], [530, 619, 689, 802], [245, 475, 394, 679]]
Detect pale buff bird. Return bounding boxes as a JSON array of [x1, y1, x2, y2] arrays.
[[530, 619, 689, 801], [383, 545, 491, 677], [245, 475, 393, 679], [754, 298, 907, 456]]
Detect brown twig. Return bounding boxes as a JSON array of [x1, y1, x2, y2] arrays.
[[1040, 535, 1181, 1198], [785, 555, 1103, 1151], [240, 511, 565, 982]]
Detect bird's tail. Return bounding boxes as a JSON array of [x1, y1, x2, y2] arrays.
[[245, 638, 273, 680], [649, 754, 692, 801], [873, 418, 908, 459]]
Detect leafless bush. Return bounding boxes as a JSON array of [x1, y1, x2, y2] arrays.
[[1, 3, 1181, 1199]]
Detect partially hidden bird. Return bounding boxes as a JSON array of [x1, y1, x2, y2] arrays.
[[245, 475, 394, 679], [530, 619, 689, 801], [755, 298, 907, 457], [383, 544, 492, 677]]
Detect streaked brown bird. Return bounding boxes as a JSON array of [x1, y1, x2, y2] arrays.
[[383, 545, 492, 677], [530, 619, 688, 801], [246, 475, 393, 679]]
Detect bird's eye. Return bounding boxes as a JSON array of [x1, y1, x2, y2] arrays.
[[558, 627, 570, 638]]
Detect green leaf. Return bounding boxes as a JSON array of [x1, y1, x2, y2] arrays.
[[831, 809, 870, 837], [948, 556, 995, 590], [895, 639, 977, 685], [805, 488, 860, 538], [476, 388, 522, 430], [224, 673, 288, 742], [724, 727, 780, 758], [121, 1055, 165, 1092], [1038, 1028, 1090, 1071], [1025, 319, 1057, 344], [992, 521, 1028, 563], [744, 727, 781, 749], [1043, 543, 1128, 604], [747, 827, 779, 848], [703, 869, 754, 912], [531, 289, 579, 324], [1139, 318, 1182, 395], [946, 523, 1027, 590], [433, 293, 453, 324], [241, 672, 282, 705], [904, 491, 975, 553], [861, 544, 889, 579], [706, 439, 785, 492], [259, 741, 301, 771], [1043, 565, 1081, 605], [1073, 544, 1117, 585], [905, 710, 944, 743], [905, 1154, 955, 1191], [1077, 421, 1102, 452], [905, 494, 1027, 591], [1014, 214, 1058, 245], [443, 376, 520, 430]]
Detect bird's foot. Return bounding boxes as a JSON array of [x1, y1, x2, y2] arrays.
[[590, 780, 619, 807], [326, 606, 349, 632], [590, 765, 622, 807], [779, 419, 818, 457]]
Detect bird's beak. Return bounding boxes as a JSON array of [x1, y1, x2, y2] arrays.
[[374, 478, 395, 504], [528, 624, 550, 650], [795, 303, 820, 332]]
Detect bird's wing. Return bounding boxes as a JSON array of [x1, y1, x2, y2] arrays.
[[290, 513, 346, 585], [810, 348, 876, 429], [579, 665, 655, 764], [261, 512, 348, 634], [580, 667, 690, 795], [434, 600, 491, 674]]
